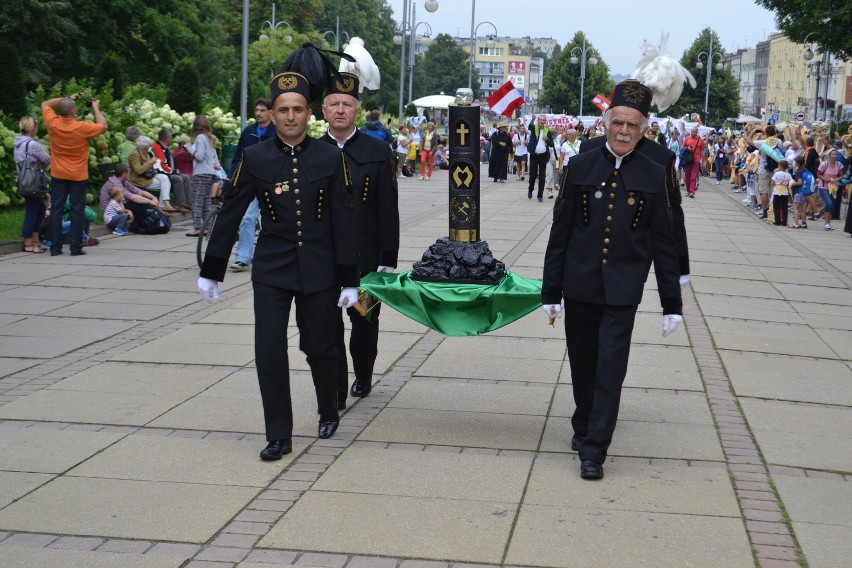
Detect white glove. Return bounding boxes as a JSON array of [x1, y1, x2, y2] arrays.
[[662, 314, 683, 337], [338, 287, 358, 307], [542, 304, 563, 320], [197, 277, 220, 303], [679, 275, 691, 289], [376, 266, 395, 273]]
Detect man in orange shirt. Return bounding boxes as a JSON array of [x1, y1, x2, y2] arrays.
[[41, 93, 108, 256]]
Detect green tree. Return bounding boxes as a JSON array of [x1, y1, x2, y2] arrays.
[[666, 29, 739, 125], [0, 39, 27, 120], [167, 58, 202, 114], [96, 52, 125, 100], [755, 0, 852, 61], [411, 34, 479, 101], [539, 32, 613, 115]]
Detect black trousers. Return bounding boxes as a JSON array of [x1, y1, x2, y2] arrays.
[[254, 282, 340, 441], [48, 178, 87, 254], [334, 303, 383, 395], [772, 194, 789, 226], [563, 299, 638, 464], [528, 152, 549, 197]]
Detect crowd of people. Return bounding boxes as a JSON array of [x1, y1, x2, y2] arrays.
[[12, 93, 233, 253]]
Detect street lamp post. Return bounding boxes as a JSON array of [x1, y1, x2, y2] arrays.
[[803, 32, 834, 121], [696, 34, 723, 123], [569, 37, 598, 116], [395, 0, 438, 124], [240, 0, 249, 129], [259, 2, 293, 78], [323, 16, 350, 51], [468, 20, 498, 91]]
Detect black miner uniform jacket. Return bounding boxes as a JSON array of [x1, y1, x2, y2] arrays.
[[543, 145, 682, 314], [580, 135, 689, 276], [200, 136, 360, 291], [321, 130, 399, 274]]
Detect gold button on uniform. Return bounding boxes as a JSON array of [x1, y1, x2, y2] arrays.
[[603, 248, 608, 254], [294, 189, 300, 195], [295, 199, 301, 205], [297, 221, 302, 226], [609, 193, 615, 198], [292, 158, 298, 163], [297, 231, 302, 236], [608, 204, 614, 210], [293, 178, 299, 184], [606, 215, 612, 221], [611, 182, 617, 188], [602, 259, 608, 265], [293, 168, 298, 173], [296, 210, 301, 216], [298, 242, 303, 247], [604, 238, 610, 244]]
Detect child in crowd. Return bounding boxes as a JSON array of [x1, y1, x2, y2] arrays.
[[770, 160, 792, 227], [103, 187, 133, 235], [789, 156, 810, 228], [795, 155, 816, 229]]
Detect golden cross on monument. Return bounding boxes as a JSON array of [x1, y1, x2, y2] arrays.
[[456, 122, 469, 146]]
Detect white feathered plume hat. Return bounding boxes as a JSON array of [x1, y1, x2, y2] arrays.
[[630, 33, 696, 112], [338, 37, 381, 92]]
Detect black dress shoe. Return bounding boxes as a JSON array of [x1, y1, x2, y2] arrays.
[[70, 250, 86, 256], [537, 196, 543, 202], [527, 190, 533, 199], [350, 381, 372, 398], [260, 439, 292, 461], [580, 460, 604, 480], [571, 436, 585, 452], [318, 421, 339, 439]]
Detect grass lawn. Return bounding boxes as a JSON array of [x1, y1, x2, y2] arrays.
[[0, 207, 27, 241], [0, 206, 104, 242]]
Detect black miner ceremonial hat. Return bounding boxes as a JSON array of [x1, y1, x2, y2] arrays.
[[326, 72, 360, 100], [270, 72, 312, 105], [273, 42, 355, 104], [609, 80, 653, 116]]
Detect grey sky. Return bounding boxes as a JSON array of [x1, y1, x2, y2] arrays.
[[386, 0, 779, 75]]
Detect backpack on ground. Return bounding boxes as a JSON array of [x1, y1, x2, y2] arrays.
[[129, 206, 171, 234]]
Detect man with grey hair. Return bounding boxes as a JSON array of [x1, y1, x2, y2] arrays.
[[543, 80, 682, 480], [320, 72, 399, 406], [41, 92, 108, 256]]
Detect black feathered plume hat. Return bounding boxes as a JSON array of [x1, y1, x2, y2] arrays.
[[271, 42, 355, 104]]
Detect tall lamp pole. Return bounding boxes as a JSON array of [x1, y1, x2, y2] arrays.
[[570, 37, 597, 116], [468, 20, 498, 91], [323, 16, 350, 51], [395, 0, 438, 123], [259, 3, 293, 78], [696, 34, 722, 123], [240, 0, 249, 129]]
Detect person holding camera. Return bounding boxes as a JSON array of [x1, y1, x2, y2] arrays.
[[40, 93, 107, 256]]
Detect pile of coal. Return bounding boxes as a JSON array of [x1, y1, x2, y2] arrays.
[[411, 237, 506, 283]]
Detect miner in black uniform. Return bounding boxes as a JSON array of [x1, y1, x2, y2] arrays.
[[197, 53, 360, 460], [580, 106, 691, 286], [319, 72, 400, 401], [542, 81, 683, 480]]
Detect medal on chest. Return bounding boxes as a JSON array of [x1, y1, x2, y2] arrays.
[[274, 181, 290, 195]]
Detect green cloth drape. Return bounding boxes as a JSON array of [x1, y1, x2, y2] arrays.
[[359, 271, 543, 336]]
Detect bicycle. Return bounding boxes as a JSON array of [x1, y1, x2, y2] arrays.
[[196, 195, 223, 269]]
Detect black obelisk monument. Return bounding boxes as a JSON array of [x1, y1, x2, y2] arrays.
[[411, 91, 506, 284]]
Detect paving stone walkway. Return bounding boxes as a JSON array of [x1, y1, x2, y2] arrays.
[[0, 173, 849, 568]]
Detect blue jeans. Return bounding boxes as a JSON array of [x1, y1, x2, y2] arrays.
[[49, 178, 87, 254], [235, 198, 259, 264], [818, 188, 834, 214], [22, 195, 46, 237]]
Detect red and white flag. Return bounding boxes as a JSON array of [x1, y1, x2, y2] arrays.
[[591, 94, 611, 113], [487, 81, 524, 118]]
